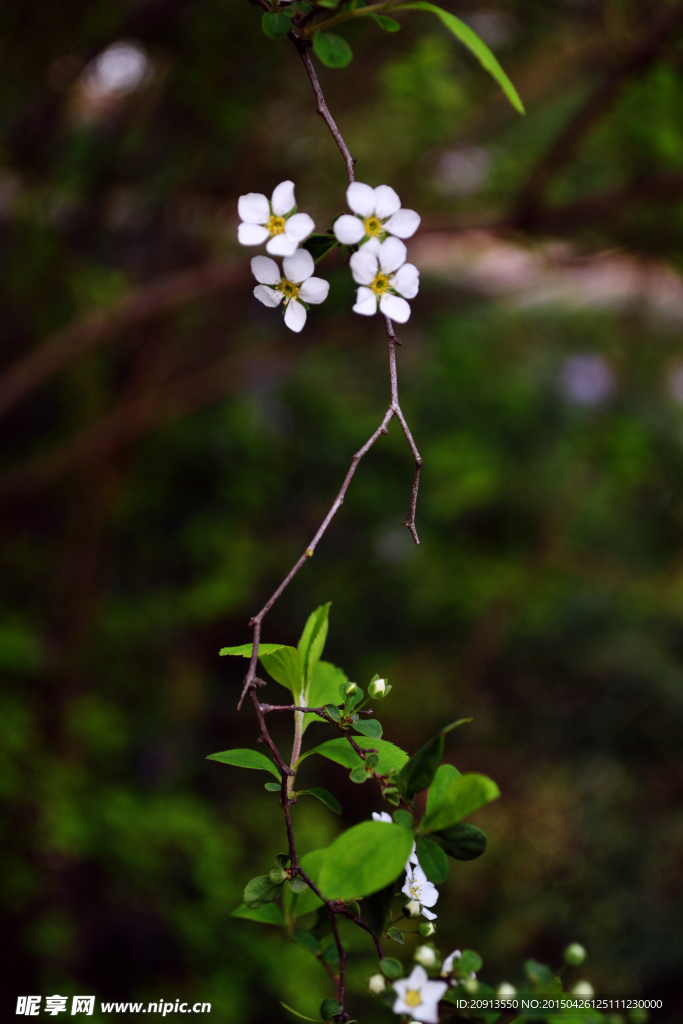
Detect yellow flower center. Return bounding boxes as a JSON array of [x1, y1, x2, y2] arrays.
[[268, 214, 286, 236], [371, 273, 390, 296], [278, 277, 299, 302], [364, 215, 384, 237], [405, 990, 422, 1008]]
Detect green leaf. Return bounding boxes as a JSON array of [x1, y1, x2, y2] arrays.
[[430, 822, 488, 861], [379, 956, 403, 979], [321, 943, 340, 967], [231, 902, 285, 925], [397, 732, 444, 800], [387, 926, 405, 943], [459, 949, 483, 975], [421, 773, 500, 832], [264, 781, 281, 792], [260, 646, 303, 698], [298, 603, 330, 690], [206, 748, 280, 779], [280, 1003, 323, 1023], [362, 878, 396, 937], [416, 835, 449, 884], [261, 11, 291, 38], [299, 736, 408, 775], [298, 787, 342, 815], [304, 660, 349, 734], [320, 998, 342, 1021], [294, 930, 319, 955], [392, 2, 524, 114], [393, 809, 414, 829], [373, 13, 400, 30], [243, 875, 284, 909], [426, 763, 461, 816], [219, 642, 289, 658], [303, 233, 340, 263], [525, 959, 555, 991], [352, 718, 382, 739], [283, 849, 326, 919], [318, 821, 415, 900], [312, 31, 353, 68], [288, 875, 309, 894], [325, 703, 341, 722]]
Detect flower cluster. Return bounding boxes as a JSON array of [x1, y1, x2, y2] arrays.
[[237, 179, 420, 331]]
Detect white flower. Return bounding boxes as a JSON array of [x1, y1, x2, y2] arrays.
[[405, 900, 421, 918], [334, 181, 420, 247], [392, 965, 448, 1024], [440, 949, 462, 977], [350, 236, 419, 324], [372, 811, 393, 823], [402, 863, 438, 921], [414, 945, 438, 969], [238, 180, 315, 257], [368, 677, 386, 698], [368, 973, 386, 995], [251, 251, 329, 333]]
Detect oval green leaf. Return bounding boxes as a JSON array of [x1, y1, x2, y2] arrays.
[[312, 31, 353, 69], [298, 787, 342, 815], [416, 834, 449, 884], [261, 11, 291, 38], [318, 821, 414, 900], [206, 748, 280, 779], [299, 736, 408, 775], [430, 822, 487, 861], [421, 772, 500, 832], [352, 717, 382, 739]]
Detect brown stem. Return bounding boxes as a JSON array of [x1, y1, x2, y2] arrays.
[[294, 41, 356, 186]]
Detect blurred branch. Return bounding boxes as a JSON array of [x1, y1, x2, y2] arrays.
[[515, 1, 683, 230], [0, 261, 245, 421]]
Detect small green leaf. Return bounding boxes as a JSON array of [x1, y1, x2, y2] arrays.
[[298, 603, 331, 690], [392, 2, 524, 114], [525, 959, 555, 990], [298, 787, 342, 814], [397, 732, 444, 800], [283, 849, 326, 919], [261, 11, 291, 37], [312, 31, 353, 68], [393, 809, 414, 829], [288, 875, 309, 894], [325, 703, 341, 722], [430, 822, 488, 861], [349, 765, 368, 783], [280, 1003, 323, 1023], [373, 13, 401, 30], [321, 943, 340, 967], [243, 875, 284, 909], [387, 926, 405, 943], [219, 642, 289, 657], [320, 998, 342, 1021], [379, 956, 403, 979], [458, 950, 483, 975], [298, 736, 408, 775], [207, 748, 280, 779], [416, 835, 449, 884], [352, 718, 382, 739], [231, 902, 285, 925], [421, 773, 500, 832], [318, 821, 415, 900], [264, 781, 281, 792]]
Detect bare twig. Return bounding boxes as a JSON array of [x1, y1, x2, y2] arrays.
[[294, 41, 356, 185]]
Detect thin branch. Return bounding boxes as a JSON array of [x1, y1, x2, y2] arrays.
[[294, 41, 356, 186]]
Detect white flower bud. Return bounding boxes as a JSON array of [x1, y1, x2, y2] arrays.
[[571, 981, 594, 997], [404, 899, 421, 918], [368, 677, 386, 698], [344, 682, 358, 696], [418, 921, 436, 937], [463, 977, 479, 995], [564, 943, 587, 966], [367, 973, 386, 995], [414, 945, 438, 968], [497, 983, 516, 997]]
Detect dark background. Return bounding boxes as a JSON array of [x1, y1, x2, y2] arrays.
[[2, 1, 683, 1021]]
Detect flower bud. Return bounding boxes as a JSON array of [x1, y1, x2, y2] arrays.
[[463, 978, 479, 995], [414, 945, 438, 968], [564, 943, 587, 967], [344, 682, 358, 696], [368, 677, 386, 698], [571, 982, 594, 997], [497, 983, 516, 997], [367, 973, 386, 995], [418, 921, 436, 937], [404, 899, 421, 918]]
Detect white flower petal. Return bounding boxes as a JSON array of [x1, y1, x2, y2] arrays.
[[271, 180, 296, 216], [384, 207, 421, 239], [380, 293, 411, 323], [353, 286, 377, 316], [251, 255, 281, 285], [333, 215, 365, 245], [253, 284, 282, 308], [299, 276, 329, 304], [238, 192, 269, 224], [372, 811, 393, 823], [393, 262, 420, 299], [421, 907, 437, 921], [284, 299, 307, 332], [349, 249, 378, 286], [359, 236, 381, 256], [238, 222, 270, 246], [267, 233, 299, 257], [346, 181, 376, 217], [378, 236, 407, 274], [373, 184, 401, 219], [283, 248, 315, 283], [285, 211, 315, 243]]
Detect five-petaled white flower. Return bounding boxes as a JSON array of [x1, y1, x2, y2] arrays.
[[392, 965, 448, 1024], [238, 180, 315, 257], [251, 250, 329, 333], [334, 181, 420, 247], [350, 237, 419, 323], [402, 863, 438, 920]]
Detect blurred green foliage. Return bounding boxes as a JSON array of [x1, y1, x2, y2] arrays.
[[2, 0, 683, 1021]]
